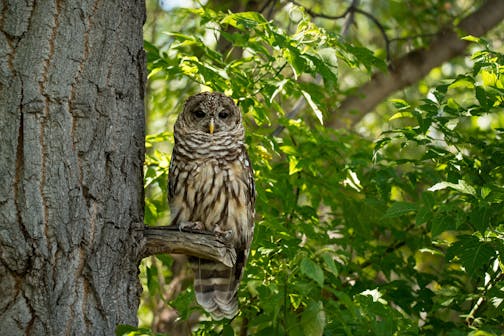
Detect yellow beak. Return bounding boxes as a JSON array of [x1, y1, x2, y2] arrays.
[[209, 118, 215, 134]]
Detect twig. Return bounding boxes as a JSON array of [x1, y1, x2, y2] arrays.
[[341, 0, 359, 37], [352, 7, 391, 62], [141, 226, 237, 267], [271, 97, 306, 137], [465, 268, 503, 326], [358, 240, 407, 269], [287, 0, 391, 61], [259, 0, 279, 20], [270, 74, 322, 137], [288, 0, 349, 20]]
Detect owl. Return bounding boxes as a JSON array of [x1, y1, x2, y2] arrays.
[[168, 92, 255, 320]]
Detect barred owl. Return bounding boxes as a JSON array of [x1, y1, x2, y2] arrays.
[[168, 92, 255, 320]]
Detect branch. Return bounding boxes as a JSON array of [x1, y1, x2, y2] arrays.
[[329, 0, 504, 129], [141, 226, 237, 267], [289, 0, 391, 61], [466, 268, 503, 326], [288, 0, 349, 20]]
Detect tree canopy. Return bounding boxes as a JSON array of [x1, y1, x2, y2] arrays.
[[130, 0, 504, 335]]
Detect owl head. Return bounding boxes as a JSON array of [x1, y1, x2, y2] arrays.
[[177, 92, 243, 136]]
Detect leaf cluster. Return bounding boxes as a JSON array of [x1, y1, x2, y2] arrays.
[[135, 4, 504, 336]]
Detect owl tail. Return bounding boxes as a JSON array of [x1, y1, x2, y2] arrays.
[[192, 257, 241, 320]]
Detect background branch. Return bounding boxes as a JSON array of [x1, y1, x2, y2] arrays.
[[142, 226, 237, 267], [329, 0, 504, 129], [289, 0, 391, 60]]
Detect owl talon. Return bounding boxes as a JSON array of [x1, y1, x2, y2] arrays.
[[178, 221, 204, 232], [213, 228, 233, 241]]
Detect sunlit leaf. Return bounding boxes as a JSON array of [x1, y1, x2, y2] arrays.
[[389, 112, 414, 121], [221, 11, 267, 29], [301, 90, 324, 125], [428, 180, 477, 196]]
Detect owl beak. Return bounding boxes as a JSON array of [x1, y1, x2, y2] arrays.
[[209, 118, 215, 134]]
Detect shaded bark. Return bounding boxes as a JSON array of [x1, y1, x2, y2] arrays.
[[0, 1, 146, 334], [329, 0, 504, 128]]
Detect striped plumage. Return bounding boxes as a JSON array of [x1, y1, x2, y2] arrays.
[[168, 92, 255, 320]]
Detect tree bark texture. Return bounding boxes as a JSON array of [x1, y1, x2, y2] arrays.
[[329, 0, 504, 128], [0, 1, 146, 335]]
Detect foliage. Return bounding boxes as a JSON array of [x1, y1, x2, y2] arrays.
[[132, 2, 504, 335]]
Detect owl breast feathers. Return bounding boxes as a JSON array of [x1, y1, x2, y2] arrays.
[[168, 92, 255, 320]]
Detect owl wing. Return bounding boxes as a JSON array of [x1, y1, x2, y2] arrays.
[[168, 151, 177, 203]]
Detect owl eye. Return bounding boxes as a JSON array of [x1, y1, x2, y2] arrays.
[[218, 111, 230, 119], [193, 109, 206, 118]]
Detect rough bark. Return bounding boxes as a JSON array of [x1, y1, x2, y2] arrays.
[[329, 0, 504, 128], [0, 1, 146, 335]]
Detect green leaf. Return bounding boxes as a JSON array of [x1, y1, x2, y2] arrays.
[[146, 265, 158, 294], [221, 11, 267, 29], [343, 169, 363, 192], [301, 90, 324, 125], [428, 180, 476, 196], [285, 47, 306, 78], [321, 253, 339, 277], [481, 186, 492, 199], [415, 206, 432, 226], [288, 156, 302, 175], [316, 47, 338, 84], [389, 98, 410, 108], [301, 300, 326, 336], [431, 213, 455, 237], [280, 145, 297, 155], [475, 86, 490, 109], [447, 235, 496, 277], [383, 202, 416, 218], [144, 199, 158, 225], [345, 44, 387, 71], [481, 69, 497, 86], [461, 35, 481, 43], [389, 112, 414, 121], [300, 257, 324, 287], [270, 79, 289, 103], [170, 288, 196, 319], [115, 324, 137, 336], [222, 325, 235, 336], [470, 206, 491, 234], [116, 324, 154, 336], [448, 75, 474, 89]]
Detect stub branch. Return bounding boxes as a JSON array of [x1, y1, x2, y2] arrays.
[[141, 226, 237, 267]]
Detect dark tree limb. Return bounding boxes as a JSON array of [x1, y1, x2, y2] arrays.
[[329, 0, 504, 129], [141, 226, 237, 268]]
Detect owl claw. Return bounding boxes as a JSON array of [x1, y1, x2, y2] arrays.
[[213, 227, 233, 241], [178, 221, 204, 232]]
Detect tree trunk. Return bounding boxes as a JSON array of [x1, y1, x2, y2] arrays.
[[0, 1, 146, 335]]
